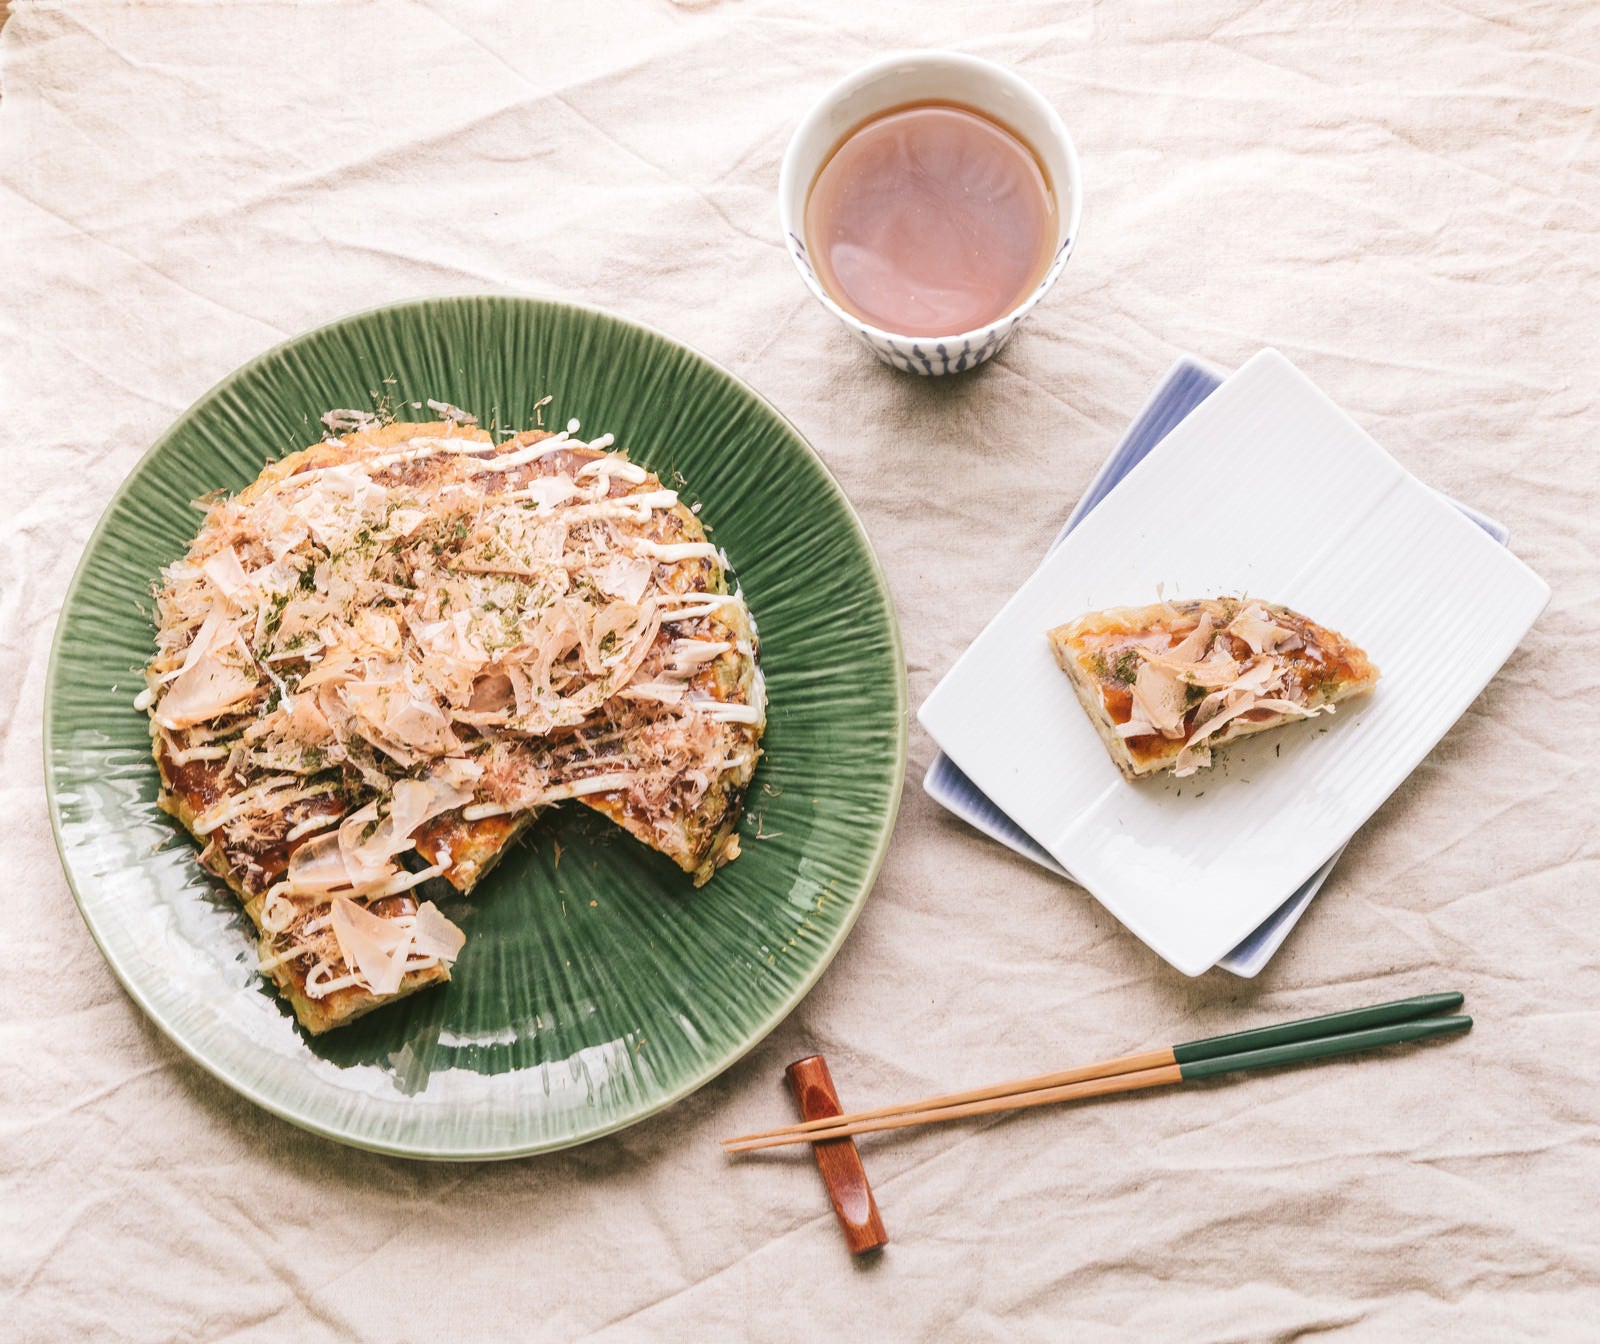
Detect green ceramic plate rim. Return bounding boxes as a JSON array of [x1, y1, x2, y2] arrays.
[[42, 294, 908, 1161]]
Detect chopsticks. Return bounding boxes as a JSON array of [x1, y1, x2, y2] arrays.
[[722, 992, 1468, 1153]]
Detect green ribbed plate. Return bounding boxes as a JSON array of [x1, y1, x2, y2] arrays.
[[44, 297, 906, 1159]]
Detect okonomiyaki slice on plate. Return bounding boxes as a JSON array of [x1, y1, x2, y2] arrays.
[[1047, 597, 1377, 781]]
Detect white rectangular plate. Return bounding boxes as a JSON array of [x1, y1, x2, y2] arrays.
[[918, 349, 1550, 975], [923, 355, 1510, 977]]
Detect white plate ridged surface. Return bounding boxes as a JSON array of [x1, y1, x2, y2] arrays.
[[919, 349, 1549, 975]]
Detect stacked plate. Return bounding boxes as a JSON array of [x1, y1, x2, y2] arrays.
[[920, 351, 1548, 977]]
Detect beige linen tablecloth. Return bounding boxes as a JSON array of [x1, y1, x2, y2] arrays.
[[4, 3, 1598, 1339]]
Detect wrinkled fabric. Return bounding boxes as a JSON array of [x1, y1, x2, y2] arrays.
[[3, 2, 1598, 1340]]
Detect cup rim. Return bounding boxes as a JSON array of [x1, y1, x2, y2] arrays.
[[777, 50, 1083, 351]]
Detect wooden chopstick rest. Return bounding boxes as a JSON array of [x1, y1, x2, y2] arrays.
[[786, 1054, 888, 1255]]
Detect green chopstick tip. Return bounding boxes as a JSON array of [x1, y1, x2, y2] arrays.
[[1174, 990, 1469, 1065], [1179, 1011, 1474, 1081]]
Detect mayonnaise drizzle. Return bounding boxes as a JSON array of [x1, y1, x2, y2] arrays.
[[142, 414, 765, 1000]]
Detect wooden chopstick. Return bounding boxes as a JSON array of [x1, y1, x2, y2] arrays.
[[723, 991, 1463, 1147], [721, 992, 1466, 1152], [725, 1061, 1184, 1152], [723, 1047, 1176, 1147], [723, 1015, 1471, 1152]]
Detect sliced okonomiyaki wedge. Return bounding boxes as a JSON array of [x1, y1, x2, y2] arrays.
[[139, 417, 764, 1032], [407, 430, 765, 888], [1047, 597, 1378, 780], [575, 557, 763, 885]]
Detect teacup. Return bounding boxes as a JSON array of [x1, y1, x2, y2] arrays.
[[778, 51, 1082, 376]]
